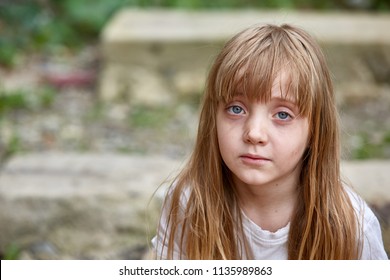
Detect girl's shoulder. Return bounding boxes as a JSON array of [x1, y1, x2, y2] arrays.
[[345, 186, 389, 260], [152, 181, 191, 260], [345, 187, 378, 225], [160, 179, 191, 205], [346, 186, 380, 231]]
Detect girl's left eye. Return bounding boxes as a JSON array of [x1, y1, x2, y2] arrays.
[[275, 111, 291, 120], [227, 105, 244, 115]]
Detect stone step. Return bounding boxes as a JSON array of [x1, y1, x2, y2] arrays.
[[0, 153, 389, 259], [0, 153, 184, 259], [102, 9, 390, 44], [99, 9, 390, 105], [1, 153, 389, 204]]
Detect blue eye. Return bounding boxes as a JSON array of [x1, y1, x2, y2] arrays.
[[276, 111, 291, 120], [228, 105, 244, 115]]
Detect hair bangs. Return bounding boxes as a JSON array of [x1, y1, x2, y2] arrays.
[[282, 60, 314, 119], [213, 26, 315, 119], [214, 39, 276, 105]]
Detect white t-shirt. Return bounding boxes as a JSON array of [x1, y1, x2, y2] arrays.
[[241, 201, 388, 260], [152, 188, 388, 260]]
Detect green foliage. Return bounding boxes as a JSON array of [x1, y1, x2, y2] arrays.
[[4, 133, 22, 157], [383, 131, 390, 144], [129, 105, 175, 128], [0, 90, 29, 115], [1, 244, 21, 260], [0, 87, 56, 115], [0, 40, 18, 68], [61, 0, 124, 34], [38, 87, 57, 109], [0, 0, 127, 66], [0, 87, 56, 162], [352, 132, 390, 159]]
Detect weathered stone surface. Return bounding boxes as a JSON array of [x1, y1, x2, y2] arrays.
[[341, 160, 390, 206], [100, 9, 390, 105], [0, 153, 183, 259], [101, 10, 390, 44], [0, 153, 389, 259]]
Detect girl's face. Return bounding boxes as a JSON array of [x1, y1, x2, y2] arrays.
[[216, 73, 309, 192]]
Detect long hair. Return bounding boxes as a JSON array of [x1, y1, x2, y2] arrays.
[[158, 23, 361, 259]]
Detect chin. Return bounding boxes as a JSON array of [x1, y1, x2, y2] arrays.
[[234, 174, 271, 187]]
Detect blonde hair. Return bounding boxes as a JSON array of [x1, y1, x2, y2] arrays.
[[158, 23, 361, 259]]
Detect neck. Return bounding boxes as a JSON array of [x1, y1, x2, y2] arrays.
[[233, 176, 298, 233]]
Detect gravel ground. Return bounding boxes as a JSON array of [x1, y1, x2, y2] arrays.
[[0, 48, 196, 161]]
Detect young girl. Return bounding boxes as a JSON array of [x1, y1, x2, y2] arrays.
[[152, 23, 388, 259]]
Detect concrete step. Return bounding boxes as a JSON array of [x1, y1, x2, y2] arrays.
[[1, 153, 389, 204], [102, 9, 390, 44], [0, 153, 389, 259], [99, 9, 390, 105], [0, 153, 183, 259]]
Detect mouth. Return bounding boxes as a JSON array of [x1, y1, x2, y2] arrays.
[[240, 154, 271, 165]]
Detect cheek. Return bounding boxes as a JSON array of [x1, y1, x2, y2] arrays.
[[293, 125, 310, 158], [216, 114, 230, 144], [216, 118, 227, 155], [217, 127, 231, 155], [282, 122, 309, 158], [292, 144, 307, 159], [216, 121, 239, 163], [216, 117, 223, 145]]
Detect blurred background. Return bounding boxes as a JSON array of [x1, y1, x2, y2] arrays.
[[0, 0, 389, 260]]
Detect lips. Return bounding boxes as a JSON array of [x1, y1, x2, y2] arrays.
[[240, 154, 271, 165]]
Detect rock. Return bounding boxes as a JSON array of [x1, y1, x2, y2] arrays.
[[127, 66, 174, 106], [341, 160, 390, 206], [100, 9, 390, 105], [0, 153, 183, 259]]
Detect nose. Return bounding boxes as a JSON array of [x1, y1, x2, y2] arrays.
[[244, 114, 269, 145]]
